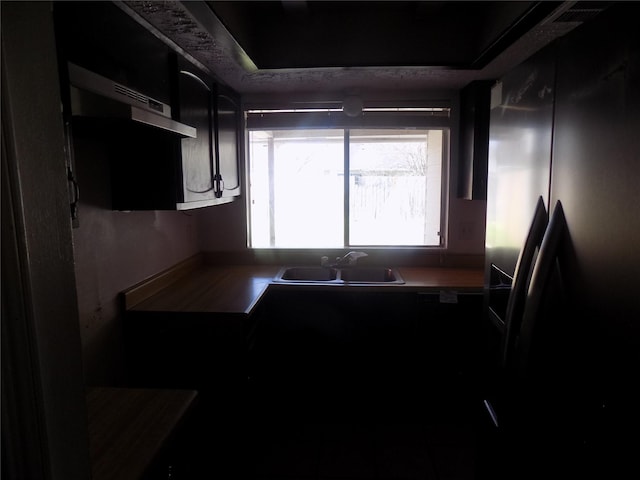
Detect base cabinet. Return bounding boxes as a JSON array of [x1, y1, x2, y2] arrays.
[[124, 312, 246, 401], [250, 290, 483, 418], [124, 309, 255, 479]]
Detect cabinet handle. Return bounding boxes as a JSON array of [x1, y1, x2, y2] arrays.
[[67, 165, 80, 223], [179, 70, 211, 91], [214, 174, 223, 198]]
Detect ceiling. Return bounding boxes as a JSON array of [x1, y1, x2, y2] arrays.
[[122, 1, 607, 97], [206, 1, 556, 70]]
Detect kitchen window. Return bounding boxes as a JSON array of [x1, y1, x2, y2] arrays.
[[246, 107, 449, 248]]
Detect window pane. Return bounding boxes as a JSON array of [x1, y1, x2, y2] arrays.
[[349, 129, 442, 246], [248, 130, 344, 248]]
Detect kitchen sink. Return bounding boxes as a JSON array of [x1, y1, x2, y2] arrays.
[[274, 266, 404, 284], [277, 266, 339, 281], [339, 267, 401, 283]]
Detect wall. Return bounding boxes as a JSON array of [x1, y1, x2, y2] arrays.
[[2, 3, 92, 478], [71, 131, 200, 386], [196, 194, 248, 252], [447, 197, 487, 254], [447, 91, 488, 256]]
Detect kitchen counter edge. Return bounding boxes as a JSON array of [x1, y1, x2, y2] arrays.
[[123, 262, 484, 316]]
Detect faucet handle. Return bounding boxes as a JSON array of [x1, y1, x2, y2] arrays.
[[320, 256, 330, 267], [343, 251, 368, 265]]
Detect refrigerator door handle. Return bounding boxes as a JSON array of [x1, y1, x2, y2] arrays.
[[502, 196, 549, 369], [516, 200, 567, 375]]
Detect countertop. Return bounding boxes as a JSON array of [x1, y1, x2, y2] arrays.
[[123, 262, 484, 316], [86, 387, 197, 480]]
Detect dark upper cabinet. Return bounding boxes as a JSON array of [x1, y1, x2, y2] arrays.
[[107, 56, 241, 210], [215, 90, 241, 199], [176, 59, 217, 206], [174, 59, 242, 207], [54, 2, 242, 211], [458, 80, 493, 200]]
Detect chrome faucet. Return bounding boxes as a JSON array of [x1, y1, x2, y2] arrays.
[[322, 251, 368, 267]]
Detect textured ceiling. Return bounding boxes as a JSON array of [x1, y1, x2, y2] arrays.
[[206, 1, 546, 70], [121, 1, 602, 96]]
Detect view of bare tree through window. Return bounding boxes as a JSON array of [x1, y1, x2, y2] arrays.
[[349, 129, 442, 245], [248, 128, 444, 248]]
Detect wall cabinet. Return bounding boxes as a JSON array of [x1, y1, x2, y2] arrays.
[[108, 57, 242, 210], [215, 91, 242, 200], [176, 61, 216, 205], [458, 80, 493, 200], [54, 1, 241, 211], [172, 59, 217, 208], [173, 57, 242, 208]]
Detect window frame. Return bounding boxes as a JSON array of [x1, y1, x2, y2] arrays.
[[244, 106, 451, 251]]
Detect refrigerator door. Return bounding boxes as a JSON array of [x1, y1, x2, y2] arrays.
[[484, 46, 556, 327], [550, 4, 640, 475], [552, 2, 640, 374], [479, 44, 558, 478], [482, 47, 557, 400]]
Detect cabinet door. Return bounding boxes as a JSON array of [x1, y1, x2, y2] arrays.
[[214, 92, 241, 199], [458, 80, 492, 200], [177, 68, 215, 204]]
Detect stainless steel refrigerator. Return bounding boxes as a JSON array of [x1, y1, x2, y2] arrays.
[[482, 3, 640, 477]]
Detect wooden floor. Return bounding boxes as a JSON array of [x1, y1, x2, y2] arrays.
[[163, 374, 481, 480]]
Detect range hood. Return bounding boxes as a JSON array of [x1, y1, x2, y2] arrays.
[[67, 62, 196, 138]]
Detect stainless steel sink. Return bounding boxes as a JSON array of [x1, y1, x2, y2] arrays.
[[339, 267, 401, 283], [277, 266, 339, 282], [274, 266, 404, 284]]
